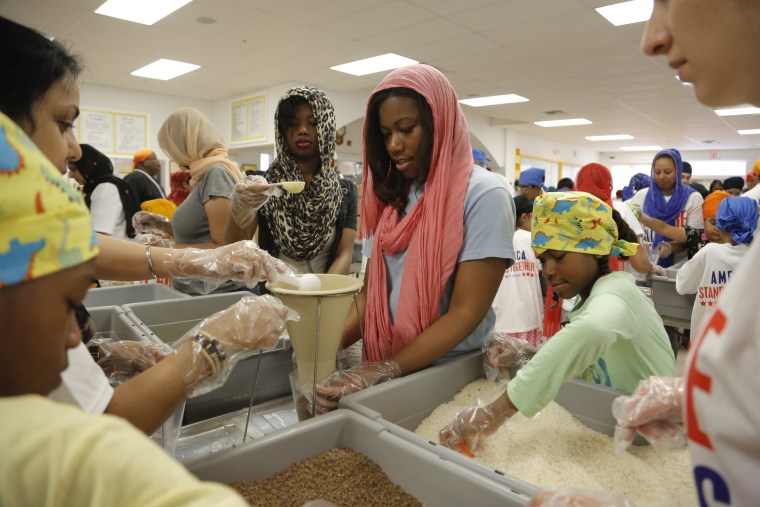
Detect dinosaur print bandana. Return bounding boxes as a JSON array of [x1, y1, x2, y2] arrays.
[[531, 191, 638, 258]]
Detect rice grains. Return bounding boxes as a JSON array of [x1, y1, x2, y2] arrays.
[[415, 379, 697, 507], [229, 448, 421, 507]]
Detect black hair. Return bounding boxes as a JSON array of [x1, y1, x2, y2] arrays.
[[709, 179, 724, 192], [557, 177, 574, 190], [277, 95, 310, 136], [365, 87, 434, 211], [596, 208, 639, 276], [72, 143, 114, 183], [682, 161, 692, 174], [0, 17, 82, 131]]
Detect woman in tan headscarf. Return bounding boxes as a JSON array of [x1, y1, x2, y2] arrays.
[[158, 107, 245, 293]]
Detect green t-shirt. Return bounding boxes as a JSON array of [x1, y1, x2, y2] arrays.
[[508, 272, 675, 417]]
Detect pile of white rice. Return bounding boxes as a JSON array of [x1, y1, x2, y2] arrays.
[[415, 379, 696, 507]]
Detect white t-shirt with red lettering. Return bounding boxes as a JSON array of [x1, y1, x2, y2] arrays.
[[675, 242, 749, 332], [684, 238, 760, 506], [492, 228, 543, 336]]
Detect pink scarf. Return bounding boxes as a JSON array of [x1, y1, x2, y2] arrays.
[[360, 65, 473, 361]]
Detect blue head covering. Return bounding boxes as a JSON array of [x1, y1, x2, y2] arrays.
[[716, 197, 758, 245], [519, 168, 545, 187], [643, 149, 695, 267], [472, 149, 490, 165], [622, 173, 650, 201]]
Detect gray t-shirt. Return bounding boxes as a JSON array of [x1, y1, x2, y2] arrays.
[[363, 166, 515, 359], [171, 164, 241, 294]]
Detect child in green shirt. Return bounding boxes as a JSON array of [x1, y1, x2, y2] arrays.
[[440, 191, 675, 454]]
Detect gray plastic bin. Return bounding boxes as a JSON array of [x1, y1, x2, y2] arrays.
[[124, 292, 293, 423], [340, 351, 644, 493], [187, 409, 530, 506], [84, 283, 189, 309], [650, 271, 695, 325]]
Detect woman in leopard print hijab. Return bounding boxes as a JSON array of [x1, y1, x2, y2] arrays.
[[257, 86, 356, 273]]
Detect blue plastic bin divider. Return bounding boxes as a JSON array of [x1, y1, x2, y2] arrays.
[[84, 283, 189, 309], [123, 292, 293, 424], [187, 409, 531, 506]]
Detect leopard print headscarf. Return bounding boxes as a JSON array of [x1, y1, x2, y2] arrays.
[[261, 86, 342, 261]]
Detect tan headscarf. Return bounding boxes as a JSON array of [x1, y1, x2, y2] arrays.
[[157, 107, 243, 188]]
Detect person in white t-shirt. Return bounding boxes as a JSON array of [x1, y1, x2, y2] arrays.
[[627, 148, 704, 267], [531, 1, 760, 505], [492, 194, 543, 344], [676, 196, 758, 331]]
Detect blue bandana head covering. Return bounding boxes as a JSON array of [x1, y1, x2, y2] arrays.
[[716, 197, 758, 245], [622, 173, 650, 201], [643, 149, 695, 267]]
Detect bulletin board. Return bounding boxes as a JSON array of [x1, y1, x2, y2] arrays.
[[230, 94, 266, 143], [76, 108, 148, 156]]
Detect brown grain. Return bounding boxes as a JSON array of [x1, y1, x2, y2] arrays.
[[229, 448, 421, 507]]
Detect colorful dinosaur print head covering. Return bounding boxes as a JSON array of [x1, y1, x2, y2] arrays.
[[0, 111, 98, 288], [531, 191, 638, 258]]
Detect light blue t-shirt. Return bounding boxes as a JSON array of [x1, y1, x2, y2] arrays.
[[363, 166, 515, 359]]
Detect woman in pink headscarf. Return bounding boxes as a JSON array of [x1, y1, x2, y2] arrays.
[[314, 64, 515, 412]]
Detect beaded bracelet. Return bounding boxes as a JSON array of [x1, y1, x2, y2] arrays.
[[145, 245, 158, 279], [193, 330, 227, 376]]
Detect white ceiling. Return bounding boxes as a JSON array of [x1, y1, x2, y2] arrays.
[[5, 0, 760, 153]]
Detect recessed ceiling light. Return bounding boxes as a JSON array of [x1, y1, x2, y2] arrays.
[[459, 94, 529, 107], [596, 0, 653, 26], [131, 59, 200, 80], [534, 118, 592, 127], [738, 129, 760, 135], [620, 145, 663, 151], [95, 0, 194, 25], [715, 107, 760, 117], [585, 135, 634, 141], [330, 53, 418, 76]]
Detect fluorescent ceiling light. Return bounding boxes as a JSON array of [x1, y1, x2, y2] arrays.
[[330, 53, 418, 76], [459, 94, 529, 107], [620, 145, 662, 151], [585, 134, 634, 141], [131, 59, 200, 80], [96, 0, 193, 25], [534, 118, 592, 128], [738, 129, 760, 135], [596, 0, 653, 26], [715, 107, 760, 117]]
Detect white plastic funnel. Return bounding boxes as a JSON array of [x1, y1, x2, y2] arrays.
[[267, 274, 363, 390]]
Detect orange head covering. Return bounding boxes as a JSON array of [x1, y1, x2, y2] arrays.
[[132, 149, 154, 168], [753, 159, 760, 177], [361, 64, 472, 362], [575, 163, 613, 205], [702, 190, 730, 219]]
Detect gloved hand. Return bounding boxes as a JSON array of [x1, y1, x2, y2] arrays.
[[439, 395, 516, 455], [164, 240, 292, 294], [483, 333, 539, 381], [655, 242, 672, 259], [135, 232, 175, 248], [96, 340, 174, 385], [650, 264, 667, 276], [132, 210, 174, 238], [528, 487, 637, 507], [630, 204, 652, 228], [313, 361, 401, 415], [174, 294, 297, 396], [230, 175, 277, 228], [612, 376, 686, 453]]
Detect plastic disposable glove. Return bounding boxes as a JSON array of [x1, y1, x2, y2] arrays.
[[439, 394, 516, 455], [483, 333, 539, 381], [612, 376, 686, 453], [165, 240, 292, 294], [629, 204, 652, 227], [132, 210, 174, 238], [174, 294, 297, 396], [528, 487, 637, 507], [655, 242, 672, 259], [135, 232, 175, 248], [95, 339, 174, 385], [312, 361, 401, 415], [650, 264, 667, 276], [230, 175, 278, 228]]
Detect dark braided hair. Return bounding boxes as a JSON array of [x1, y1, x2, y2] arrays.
[[598, 208, 639, 275]]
